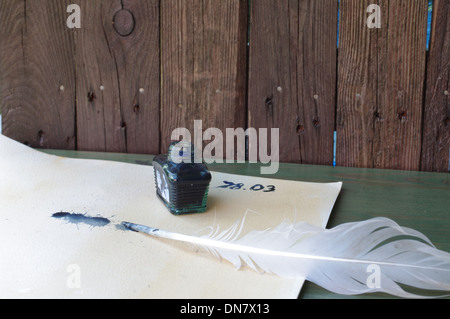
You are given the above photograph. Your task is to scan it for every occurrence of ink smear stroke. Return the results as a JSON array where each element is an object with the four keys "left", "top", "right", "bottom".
[
  {"left": 52, "top": 212, "right": 130, "bottom": 231},
  {"left": 52, "top": 212, "right": 111, "bottom": 228}
]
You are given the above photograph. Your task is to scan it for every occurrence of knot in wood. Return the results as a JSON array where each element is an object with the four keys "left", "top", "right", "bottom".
[
  {"left": 113, "top": 9, "right": 135, "bottom": 37},
  {"left": 296, "top": 124, "right": 305, "bottom": 135},
  {"left": 397, "top": 110, "right": 407, "bottom": 123},
  {"left": 313, "top": 117, "right": 321, "bottom": 128},
  {"left": 445, "top": 117, "right": 450, "bottom": 127},
  {"left": 265, "top": 95, "right": 274, "bottom": 108},
  {"left": 87, "top": 91, "right": 96, "bottom": 102}
]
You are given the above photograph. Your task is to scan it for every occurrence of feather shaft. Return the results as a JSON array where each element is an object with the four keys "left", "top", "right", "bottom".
[{"left": 122, "top": 221, "right": 449, "bottom": 273}]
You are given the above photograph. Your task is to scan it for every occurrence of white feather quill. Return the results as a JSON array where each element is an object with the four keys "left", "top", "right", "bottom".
[{"left": 122, "top": 217, "right": 450, "bottom": 298}]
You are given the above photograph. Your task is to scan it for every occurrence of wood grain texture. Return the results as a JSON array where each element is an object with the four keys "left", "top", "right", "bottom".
[
  {"left": 421, "top": 0, "right": 450, "bottom": 172},
  {"left": 0, "top": 0, "right": 76, "bottom": 149},
  {"left": 336, "top": 0, "right": 377, "bottom": 168},
  {"left": 74, "top": 0, "right": 160, "bottom": 154},
  {"left": 337, "top": 0, "right": 428, "bottom": 170},
  {"left": 248, "top": 0, "right": 337, "bottom": 164},
  {"left": 160, "top": 0, "right": 248, "bottom": 157},
  {"left": 2, "top": 0, "right": 447, "bottom": 173}
]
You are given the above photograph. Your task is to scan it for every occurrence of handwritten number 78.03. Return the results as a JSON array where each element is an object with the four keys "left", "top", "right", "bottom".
[{"left": 217, "top": 181, "right": 275, "bottom": 192}]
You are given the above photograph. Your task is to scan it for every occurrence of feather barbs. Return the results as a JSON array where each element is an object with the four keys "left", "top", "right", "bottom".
[{"left": 122, "top": 217, "right": 450, "bottom": 298}]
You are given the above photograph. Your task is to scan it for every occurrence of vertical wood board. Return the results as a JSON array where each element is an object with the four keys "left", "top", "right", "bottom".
[
  {"left": 336, "top": 0, "right": 378, "bottom": 168},
  {"left": 0, "top": 0, "right": 76, "bottom": 149},
  {"left": 248, "top": 0, "right": 338, "bottom": 164},
  {"left": 337, "top": 0, "right": 428, "bottom": 170},
  {"left": 160, "top": 0, "right": 248, "bottom": 158},
  {"left": 421, "top": 0, "right": 450, "bottom": 172},
  {"left": 74, "top": 0, "right": 160, "bottom": 154}
]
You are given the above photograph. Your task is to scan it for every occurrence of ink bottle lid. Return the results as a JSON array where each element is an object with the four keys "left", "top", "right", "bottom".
[{"left": 152, "top": 141, "right": 212, "bottom": 215}]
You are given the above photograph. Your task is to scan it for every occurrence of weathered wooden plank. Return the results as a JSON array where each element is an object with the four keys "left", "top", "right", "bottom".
[
  {"left": 248, "top": 0, "right": 337, "bottom": 164},
  {"left": 421, "top": 0, "right": 450, "bottom": 173},
  {"left": 376, "top": 0, "right": 428, "bottom": 171},
  {"left": 0, "top": 0, "right": 76, "bottom": 149},
  {"left": 75, "top": 0, "right": 160, "bottom": 154},
  {"left": 337, "top": 0, "right": 428, "bottom": 170},
  {"left": 336, "top": 0, "right": 378, "bottom": 168},
  {"left": 160, "top": 0, "right": 248, "bottom": 157}
]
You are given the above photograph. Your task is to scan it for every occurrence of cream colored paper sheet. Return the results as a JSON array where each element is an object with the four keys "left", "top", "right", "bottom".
[{"left": 0, "top": 134, "right": 342, "bottom": 298}]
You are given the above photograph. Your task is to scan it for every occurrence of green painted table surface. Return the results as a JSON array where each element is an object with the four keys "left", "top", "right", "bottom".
[{"left": 40, "top": 149, "right": 450, "bottom": 299}]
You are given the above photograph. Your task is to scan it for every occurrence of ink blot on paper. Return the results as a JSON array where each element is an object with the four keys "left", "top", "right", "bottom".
[{"left": 52, "top": 212, "right": 111, "bottom": 228}]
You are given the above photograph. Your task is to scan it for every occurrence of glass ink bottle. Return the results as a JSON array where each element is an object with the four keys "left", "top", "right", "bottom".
[{"left": 152, "top": 141, "right": 212, "bottom": 215}]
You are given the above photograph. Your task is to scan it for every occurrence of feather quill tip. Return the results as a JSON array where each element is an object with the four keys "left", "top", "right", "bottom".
[{"left": 122, "top": 221, "right": 138, "bottom": 232}]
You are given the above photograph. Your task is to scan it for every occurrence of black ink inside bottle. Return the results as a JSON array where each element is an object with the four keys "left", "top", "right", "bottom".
[{"left": 152, "top": 141, "right": 212, "bottom": 215}]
